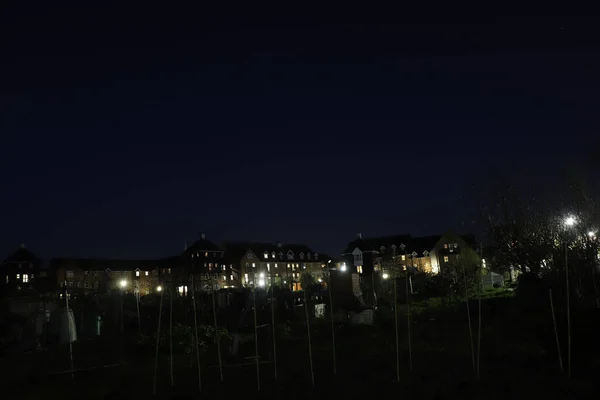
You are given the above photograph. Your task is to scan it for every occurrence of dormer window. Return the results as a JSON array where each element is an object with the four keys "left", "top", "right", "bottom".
[
  {"left": 380, "top": 246, "right": 385, "bottom": 252},
  {"left": 279, "top": 252, "right": 284, "bottom": 259},
  {"left": 307, "top": 253, "right": 311, "bottom": 260},
  {"left": 205, "top": 252, "right": 208, "bottom": 257},
  {"left": 272, "top": 252, "right": 276, "bottom": 259},
  {"left": 444, "top": 243, "right": 448, "bottom": 249},
  {"left": 314, "top": 253, "right": 318, "bottom": 259},
  {"left": 287, "top": 250, "right": 294, "bottom": 260},
  {"left": 300, "top": 252, "right": 305, "bottom": 260},
  {"left": 264, "top": 252, "right": 269, "bottom": 259},
  {"left": 248, "top": 253, "right": 253, "bottom": 259}
]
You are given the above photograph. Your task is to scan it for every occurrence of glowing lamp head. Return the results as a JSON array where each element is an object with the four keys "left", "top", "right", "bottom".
[
  {"left": 340, "top": 263, "right": 347, "bottom": 272},
  {"left": 119, "top": 279, "right": 127, "bottom": 288},
  {"left": 564, "top": 216, "right": 577, "bottom": 227},
  {"left": 588, "top": 231, "right": 596, "bottom": 238},
  {"left": 156, "top": 285, "right": 163, "bottom": 292},
  {"left": 382, "top": 273, "right": 389, "bottom": 280}
]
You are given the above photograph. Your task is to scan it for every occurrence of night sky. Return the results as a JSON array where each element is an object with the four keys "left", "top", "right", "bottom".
[{"left": 1, "top": 5, "right": 599, "bottom": 261}]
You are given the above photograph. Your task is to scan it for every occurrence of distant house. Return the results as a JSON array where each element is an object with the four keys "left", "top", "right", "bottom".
[
  {"left": 1, "top": 244, "right": 42, "bottom": 293},
  {"left": 183, "top": 232, "right": 231, "bottom": 291},
  {"left": 50, "top": 257, "right": 164, "bottom": 295},
  {"left": 341, "top": 231, "right": 477, "bottom": 276},
  {"left": 220, "top": 241, "right": 327, "bottom": 291}
]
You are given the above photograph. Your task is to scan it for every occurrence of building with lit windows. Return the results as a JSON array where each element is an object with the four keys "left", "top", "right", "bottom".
[
  {"left": 1, "top": 244, "right": 44, "bottom": 293},
  {"left": 221, "top": 241, "right": 328, "bottom": 291},
  {"left": 341, "top": 231, "right": 477, "bottom": 276}
]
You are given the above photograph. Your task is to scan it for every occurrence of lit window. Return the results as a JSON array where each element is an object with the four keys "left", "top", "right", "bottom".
[
  {"left": 444, "top": 256, "right": 449, "bottom": 262},
  {"left": 168, "top": 268, "right": 171, "bottom": 274},
  {"left": 444, "top": 243, "right": 448, "bottom": 249},
  {"left": 136, "top": 270, "right": 140, "bottom": 277},
  {"left": 401, "top": 255, "right": 406, "bottom": 261},
  {"left": 222, "top": 265, "right": 226, "bottom": 271},
  {"left": 272, "top": 252, "right": 276, "bottom": 259},
  {"left": 145, "top": 271, "right": 149, "bottom": 276},
  {"left": 230, "top": 274, "right": 234, "bottom": 281},
  {"left": 66, "top": 270, "right": 74, "bottom": 278},
  {"left": 357, "top": 266, "right": 363, "bottom": 274},
  {"left": 267, "top": 264, "right": 271, "bottom": 271},
  {"left": 205, "top": 252, "right": 208, "bottom": 257},
  {"left": 264, "top": 252, "right": 269, "bottom": 259},
  {"left": 222, "top": 275, "right": 226, "bottom": 281},
  {"left": 244, "top": 273, "right": 249, "bottom": 283},
  {"left": 22, "top": 274, "right": 28, "bottom": 283},
  {"left": 5, "top": 275, "right": 8, "bottom": 284},
  {"left": 252, "top": 263, "right": 256, "bottom": 268},
  {"left": 454, "top": 243, "right": 458, "bottom": 248},
  {"left": 275, "top": 263, "right": 278, "bottom": 268}
]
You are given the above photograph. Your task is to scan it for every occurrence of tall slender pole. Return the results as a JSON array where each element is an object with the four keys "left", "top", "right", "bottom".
[
  {"left": 393, "top": 248, "right": 400, "bottom": 383},
  {"left": 565, "top": 242, "right": 571, "bottom": 379},
  {"left": 191, "top": 276, "right": 202, "bottom": 392},
  {"left": 405, "top": 254, "right": 412, "bottom": 371},
  {"left": 153, "top": 289, "right": 164, "bottom": 396},
  {"left": 252, "top": 287, "right": 260, "bottom": 391},
  {"left": 328, "top": 269, "right": 337, "bottom": 375},
  {"left": 120, "top": 290, "right": 124, "bottom": 334},
  {"left": 136, "top": 290, "right": 141, "bottom": 335},
  {"left": 212, "top": 275, "right": 224, "bottom": 382},
  {"left": 270, "top": 271, "right": 278, "bottom": 380},
  {"left": 463, "top": 266, "right": 476, "bottom": 371},
  {"left": 477, "top": 261, "right": 483, "bottom": 380},
  {"left": 549, "top": 289, "right": 564, "bottom": 373},
  {"left": 304, "top": 287, "right": 315, "bottom": 387},
  {"left": 64, "top": 286, "right": 74, "bottom": 379},
  {"left": 169, "top": 287, "right": 174, "bottom": 387}
]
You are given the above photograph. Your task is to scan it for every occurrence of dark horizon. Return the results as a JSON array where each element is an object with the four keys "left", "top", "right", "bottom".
[{"left": 2, "top": 6, "right": 599, "bottom": 260}]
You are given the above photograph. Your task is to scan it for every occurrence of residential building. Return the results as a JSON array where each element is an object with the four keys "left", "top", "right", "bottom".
[
  {"left": 183, "top": 232, "right": 235, "bottom": 291},
  {"left": 221, "top": 241, "right": 327, "bottom": 291},
  {"left": 1, "top": 244, "right": 43, "bottom": 292},
  {"left": 341, "top": 231, "right": 477, "bottom": 276},
  {"left": 51, "top": 258, "right": 165, "bottom": 295}
]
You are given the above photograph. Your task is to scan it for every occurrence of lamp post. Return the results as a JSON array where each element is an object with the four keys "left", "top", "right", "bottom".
[
  {"left": 563, "top": 215, "right": 576, "bottom": 380},
  {"left": 119, "top": 279, "right": 127, "bottom": 334},
  {"left": 327, "top": 260, "right": 336, "bottom": 375}
]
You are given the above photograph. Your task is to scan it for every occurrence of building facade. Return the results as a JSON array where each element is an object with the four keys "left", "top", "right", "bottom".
[
  {"left": 1, "top": 244, "right": 45, "bottom": 293},
  {"left": 341, "top": 231, "right": 477, "bottom": 276}
]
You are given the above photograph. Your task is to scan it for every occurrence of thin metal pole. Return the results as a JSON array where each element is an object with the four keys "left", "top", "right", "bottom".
[
  {"left": 64, "top": 286, "right": 74, "bottom": 379},
  {"left": 565, "top": 243, "right": 571, "bottom": 379},
  {"left": 463, "top": 266, "right": 475, "bottom": 371},
  {"left": 169, "top": 288, "right": 174, "bottom": 387},
  {"left": 191, "top": 277, "right": 202, "bottom": 392},
  {"left": 304, "top": 287, "right": 315, "bottom": 387},
  {"left": 153, "top": 289, "right": 164, "bottom": 396},
  {"left": 477, "top": 263, "right": 483, "bottom": 380},
  {"left": 270, "top": 271, "right": 277, "bottom": 380},
  {"left": 212, "top": 275, "right": 224, "bottom": 382},
  {"left": 328, "top": 270, "right": 337, "bottom": 375},
  {"left": 136, "top": 290, "right": 141, "bottom": 335},
  {"left": 393, "top": 250, "right": 399, "bottom": 383},
  {"left": 252, "top": 287, "right": 260, "bottom": 390},
  {"left": 549, "top": 289, "right": 564, "bottom": 373},
  {"left": 405, "top": 262, "right": 412, "bottom": 371}
]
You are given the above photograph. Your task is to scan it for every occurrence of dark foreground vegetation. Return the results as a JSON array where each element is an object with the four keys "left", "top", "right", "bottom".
[{"left": 2, "top": 282, "right": 599, "bottom": 400}]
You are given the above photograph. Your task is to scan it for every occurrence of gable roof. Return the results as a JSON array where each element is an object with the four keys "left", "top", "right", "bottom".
[
  {"left": 3, "top": 245, "right": 40, "bottom": 264},
  {"left": 184, "top": 233, "right": 221, "bottom": 254},
  {"left": 220, "top": 241, "right": 324, "bottom": 262}
]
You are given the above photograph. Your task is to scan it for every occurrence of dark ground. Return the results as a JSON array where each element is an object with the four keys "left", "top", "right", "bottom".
[{"left": 2, "top": 290, "right": 599, "bottom": 399}]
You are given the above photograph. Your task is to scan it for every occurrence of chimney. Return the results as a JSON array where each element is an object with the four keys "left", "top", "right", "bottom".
[
  {"left": 20, "top": 243, "right": 25, "bottom": 249},
  {"left": 277, "top": 241, "right": 282, "bottom": 248},
  {"left": 357, "top": 232, "right": 362, "bottom": 240},
  {"left": 200, "top": 232, "right": 206, "bottom": 240}
]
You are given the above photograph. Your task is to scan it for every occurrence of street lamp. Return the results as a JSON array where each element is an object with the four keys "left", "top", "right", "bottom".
[
  {"left": 564, "top": 216, "right": 577, "bottom": 227},
  {"left": 383, "top": 273, "right": 389, "bottom": 280},
  {"left": 119, "top": 279, "right": 127, "bottom": 289},
  {"left": 340, "top": 263, "right": 347, "bottom": 272},
  {"left": 157, "top": 285, "right": 163, "bottom": 292}
]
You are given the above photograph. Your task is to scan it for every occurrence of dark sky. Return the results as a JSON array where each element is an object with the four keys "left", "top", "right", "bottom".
[{"left": 1, "top": 4, "right": 599, "bottom": 260}]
